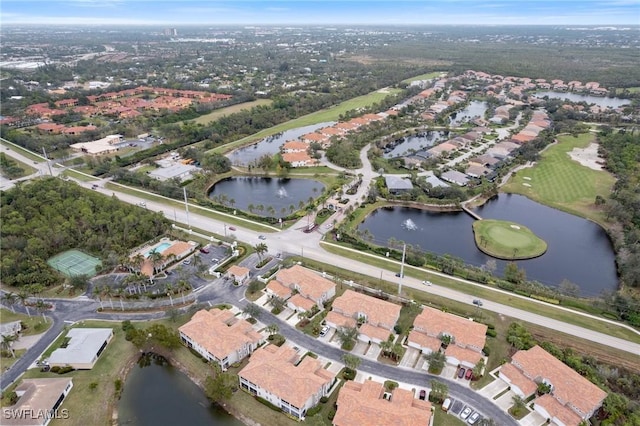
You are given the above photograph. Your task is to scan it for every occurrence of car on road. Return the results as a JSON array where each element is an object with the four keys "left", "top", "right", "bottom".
[
  {"left": 472, "top": 299, "right": 483, "bottom": 306},
  {"left": 458, "top": 367, "right": 466, "bottom": 378},
  {"left": 91, "top": 184, "right": 98, "bottom": 190},
  {"left": 138, "top": 201, "right": 146, "bottom": 208},
  {"left": 319, "top": 326, "right": 329, "bottom": 337},
  {"left": 258, "top": 235, "right": 266, "bottom": 240},
  {"left": 467, "top": 412, "right": 480, "bottom": 424},
  {"left": 395, "top": 272, "right": 404, "bottom": 278},
  {"left": 465, "top": 369, "right": 473, "bottom": 380},
  {"left": 419, "top": 390, "right": 426, "bottom": 400},
  {"left": 460, "top": 407, "right": 472, "bottom": 420},
  {"left": 199, "top": 247, "right": 210, "bottom": 254},
  {"left": 228, "top": 226, "right": 236, "bottom": 231},
  {"left": 422, "top": 280, "right": 432, "bottom": 286}
]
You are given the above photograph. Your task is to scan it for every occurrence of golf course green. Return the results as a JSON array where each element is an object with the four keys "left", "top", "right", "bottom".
[{"left": 472, "top": 219, "right": 547, "bottom": 260}]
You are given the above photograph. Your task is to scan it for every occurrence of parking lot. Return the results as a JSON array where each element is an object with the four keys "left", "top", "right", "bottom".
[{"left": 444, "top": 397, "right": 485, "bottom": 425}]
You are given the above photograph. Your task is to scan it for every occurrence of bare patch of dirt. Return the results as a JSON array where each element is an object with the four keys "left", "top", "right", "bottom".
[{"left": 568, "top": 143, "right": 605, "bottom": 170}]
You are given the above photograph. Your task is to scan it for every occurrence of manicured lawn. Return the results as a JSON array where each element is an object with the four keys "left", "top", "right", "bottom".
[
  {"left": 433, "top": 408, "right": 467, "bottom": 426},
  {"left": 209, "top": 88, "right": 402, "bottom": 154},
  {"left": 502, "top": 133, "right": 616, "bottom": 224},
  {"left": 0, "top": 349, "right": 26, "bottom": 371},
  {"left": 402, "top": 72, "right": 443, "bottom": 83},
  {"left": 186, "top": 99, "right": 273, "bottom": 125},
  {"left": 0, "top": 308, "right": 52, "bottom": 336},
  {"left": 472, "top": 219, "right": 547, "bottom": 260}
]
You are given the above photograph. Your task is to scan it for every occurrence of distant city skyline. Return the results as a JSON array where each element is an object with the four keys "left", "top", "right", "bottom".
[{"left": 2, "top": 0, "right": 639, "bottom": 26}]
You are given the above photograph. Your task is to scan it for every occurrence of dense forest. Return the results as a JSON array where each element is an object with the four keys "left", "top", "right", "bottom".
[
  {"left": 598, "top": 129, "right": 640, "bottom": 326},
  {"left": 0, "top": 178, "right": 170, "bottom": 288}
]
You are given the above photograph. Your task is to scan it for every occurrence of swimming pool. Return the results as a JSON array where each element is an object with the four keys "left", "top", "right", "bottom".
[{"left": 144, "top": 242, "right": 172, "bottom": 258}]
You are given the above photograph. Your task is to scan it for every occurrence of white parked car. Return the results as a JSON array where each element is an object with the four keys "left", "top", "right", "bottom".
[
  {"left": 467, "top": 412, "right": 480, "bottom": 424},
  {"left": 422, "top": 280, "right": 432, "bottom": 286},
  {"left": 319, "top": 326, "right": 329, "bottom": 337},
  {"left": 460, "top": 407, "right": 472, "bottom": 420}
]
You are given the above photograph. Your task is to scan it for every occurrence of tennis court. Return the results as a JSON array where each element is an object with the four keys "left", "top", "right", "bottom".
[{"left": 47, "top": 249, "right": 102, "bottom": 278}]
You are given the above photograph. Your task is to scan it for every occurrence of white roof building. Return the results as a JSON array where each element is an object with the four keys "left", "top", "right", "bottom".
[
  {"left": 48, "top": 328, "right": 113, "bottom": 369},
  {"left": 149, "top": 164, "right": 198, "bottom": 182}
]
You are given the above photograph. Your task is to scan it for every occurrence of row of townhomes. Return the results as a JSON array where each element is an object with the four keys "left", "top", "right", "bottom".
[
  {"left": 498, "top": 345, "right": 607, "bottom": 426},
  {"left": 176, "top": 264, "right": 607, "bottom": 425}
]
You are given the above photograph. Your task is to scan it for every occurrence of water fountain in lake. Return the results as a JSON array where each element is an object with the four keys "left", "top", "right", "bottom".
[
  {"left": 402, "top": 218, "right": 418, "bottom": 231},
  {"left": 276, "top": 187, "right": 289, "bottom": 198}
]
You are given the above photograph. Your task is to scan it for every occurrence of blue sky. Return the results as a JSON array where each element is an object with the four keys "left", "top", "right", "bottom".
[{"left": 1, "top": 0, "right": 639, "bottom": 26}]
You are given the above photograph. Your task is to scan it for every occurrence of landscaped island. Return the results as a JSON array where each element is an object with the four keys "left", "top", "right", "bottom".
[{"left": 472, "top": 219, "right": 547, "bottom": 260}]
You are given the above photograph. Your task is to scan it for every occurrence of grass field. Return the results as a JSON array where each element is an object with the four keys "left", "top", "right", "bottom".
[
  {"left": 209, "top": 88, "right": 402, "bottom": 154},
  {"left": 184, "top": 99, "right": 273, "bottom": 125},
  {"left": 502, "top": 133, "right": 616, "bottom": 224},
  {"left": 402, "top": 72, "right": 443, "bottom": 83},
  {"left": 472, "top": 219, "right": 547, "bottom": 260}
]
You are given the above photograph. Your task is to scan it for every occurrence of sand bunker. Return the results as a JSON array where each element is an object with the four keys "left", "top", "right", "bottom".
[
  {"left": 510, "top": 225, "right": 521, "bottom": 229},
  {"left": 568, "top": 143, "right": 604, "bottom": 171}
]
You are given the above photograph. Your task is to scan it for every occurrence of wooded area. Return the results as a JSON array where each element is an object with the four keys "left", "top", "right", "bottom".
[{"left": 0, "top": 178, "right": 170, "bottom": 288}]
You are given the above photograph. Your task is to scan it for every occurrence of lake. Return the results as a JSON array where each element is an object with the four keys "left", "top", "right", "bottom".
[
  {"left": 534, "top": 91, "right": 630, "bottom": 109},
  {"left": 449, "top": 101, "right": 488, "bottom": 126},
  {"left": 383, "top": 131, "right": 449, "bottom": 159},
  {"left": 227, "top": 121, "right": 335, "bottom": 166},
  {"left": 209, "top": 176, "right": 324, "bottom": 217},
  {"left": 118, "top": 357, "right": 244, "bottom": 426},
  {"left": 357, "top": 194, "right": 617, "bottom": 296}
]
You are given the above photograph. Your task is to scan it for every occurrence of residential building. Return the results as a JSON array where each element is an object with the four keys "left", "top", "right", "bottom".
[
  {"left": 325, "top": 290, "right": 401, "bottom": 344},
  {"left": 3, "top": 378, "right": 73, "bottom": 426},
  {"left": 179, "top": 308, "right": 264, "bottom": 370},
  {"left": 227, "top": 265, "right": 250, "bottom": 285},
  {"left": 333, "top": 380, "right": 432, "bottom": 426},
  {"left": 0, "top": 320, "right": 22, "bottom": 338},
  {"left": 385, "top": 176, "right": 414, "bottom": 194},
  {"left": 498, "top": 345, "right": 607, "bottom": 426},
  {"left": 440, "top": 170, "right": 470, "bottom": 186},
  {"left": 265, "top": 265, "right": 336, "bottom": 313},
  {"left": 48, "top": 328, "right": 113, "bottom": 369},
  {"left": 238, "top": 345, "right": 336, "bottom": 420},
  {"left": 408, "top": 306, "right": 487, "bottom": 368}
]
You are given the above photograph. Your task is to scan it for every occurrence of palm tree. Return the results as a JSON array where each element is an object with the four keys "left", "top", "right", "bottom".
[
  {"left": 177, "top": 280, "right": 190, "bottom": 304},
  {"left": 1, "top": 334, "right": 17, "bottom": 358},
  {"left": 253, "top": 243, "right": 268, "bottom": 263},
  {"left": 92, "top": 286, "right": 104, "bottom": 310},
  {"left": 115, "top": 287, "right": 125, "bottom": 311},
  {"left": 132, "top": 253, "right": 146, "bottom": 273},
  {"left": 248, "top": 203, "right": 255, "bottom": 213},
  {"left": 267, "top": 206, "right": 276, "bottom": 217},
  {"left": 17, "top": 292, "right": 31, "bottom": 317},
  {"left": 102, "top": 286, "right": 114, "bottom": 310},
  {"left": 265, "top": 324, "right": 279, "bottom": 336},
  {"left": 165, "top": 284, "right": 174, "bottom": 306},
  {"left": 1, "top": 292, "right": 18, "bottom": 313},
  {"left": 34, "top": 300, "right": 48, "bottom": 323},
  {"left": 148, "top": 250, "right": 164, "bottom": 274}
]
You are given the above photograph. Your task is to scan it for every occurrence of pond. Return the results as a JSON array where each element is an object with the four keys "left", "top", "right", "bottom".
[
  {"left": 357, "top": 194, "right": 617, "bottom": 296},
  {"left": 449, "top": 101, "right": 488, "bottom": 126},
  {"left": 534, "top": 91, "right": 630, "bottom": 109},
  {"left": 383, "top": 131, "right": 449, "bottom": 159},
  {"left": 118, "top": 356, "right": 245, "bottom": 426},
  {"left": 208, "top": 176, "right": 324, "bottom": 217},
  {"left": 227, "top": 121, "right": 335, "bottom": 166}
]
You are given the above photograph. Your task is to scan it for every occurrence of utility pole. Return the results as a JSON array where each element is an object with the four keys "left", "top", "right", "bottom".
[
  {"left": 42, "top": 147, "right": 53, "bottom": 176},
  {"left": 183, "top": 187, "right": 190, "bottom": 229},
  {"left": 398, "top": 243, "right": 406, "bottom": 296}
]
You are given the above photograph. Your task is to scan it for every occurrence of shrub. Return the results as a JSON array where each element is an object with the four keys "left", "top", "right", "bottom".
[
  {"left": 50, "top": 366, "right": 61, "bottom": 373},
  {"left": 486, "top": 329, "right": 497, "bottom": 338},
  {"left": 384, "top": 380, "right": 399, "bottom": 391},
  {"left": 320, "top": 396, "right": 329, "bottom": 404},
  {"left": 306, "top": 405, "right": 322, "bottom": 417},
  {"left": 57, "top": 366, "right": 74, "bottom": 374},
  {"left": 393, "top": 325, "right": 403, "bottom": 334},
  {"left": 482, "top": 345, "right": 491, "bottom": 356},
  {"left": 328, "top": 408, "right": 336, "bottom": 420},
  {"left": 343, "top": 368, "right": 356, "bottom": 381}
]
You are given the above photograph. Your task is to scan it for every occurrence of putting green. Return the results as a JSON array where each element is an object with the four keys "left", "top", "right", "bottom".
[{"left": 472, "top": 219, "right": 547, "bottom": 260}]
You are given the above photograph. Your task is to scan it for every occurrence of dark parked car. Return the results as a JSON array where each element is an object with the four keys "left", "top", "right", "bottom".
[
  {"left": 419, "top": 390, "right": 426, "bottom": 400},
  {"left": 458, "top": 368, "right": 466, "bottom": 378},
  {"left": 465, "top": 369, "right": 473, "bottom": 380},
  {"left": 199, "top": 247, "right": 210, "bottom": 254},
  {"left": 228, "top": 226, "right": 236, "bottom": 231}
]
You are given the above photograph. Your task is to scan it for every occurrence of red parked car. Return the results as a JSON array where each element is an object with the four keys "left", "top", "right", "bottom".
[{"left": 465, "top": 369, "right": 473, "bottom": 380}]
